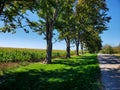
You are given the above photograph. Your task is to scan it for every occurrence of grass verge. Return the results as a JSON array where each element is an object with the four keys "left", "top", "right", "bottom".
[{"left": 0, "top": 54, "right": 101, "bottom": 90}]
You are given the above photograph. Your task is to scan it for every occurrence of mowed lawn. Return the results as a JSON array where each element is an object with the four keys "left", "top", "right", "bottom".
[{"left": 0, "top": 54, "right": 101, "bottom": 90}]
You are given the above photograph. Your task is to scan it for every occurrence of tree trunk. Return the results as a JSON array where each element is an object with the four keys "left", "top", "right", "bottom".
[
  {"left": 65, "top": 37, "right": 70, "bottom": 58},
  {"left": 75, "top": 32, "right": 80, "bottom": 56},
  {"left": 43, "top": 3, "right": 58, "bottom": 64},
  {"left": 43, "top": 16, "right": 53, "bottom": 64},
  {"left": 44, "top": 25, "right": 52, "bottom": 64},
  {"left": 76, "top": 41, "right": 79, "bottom": 56},
  {"left": 45, "top": 33, "right": 52, "bottom": 64},
  {"left": 81, "top": 42, "right": 83, "bottom": 55}
]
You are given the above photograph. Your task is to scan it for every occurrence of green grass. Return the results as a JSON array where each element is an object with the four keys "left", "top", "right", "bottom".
[{"left": 0, "top": 54, "right": 101, "bottom": 90}]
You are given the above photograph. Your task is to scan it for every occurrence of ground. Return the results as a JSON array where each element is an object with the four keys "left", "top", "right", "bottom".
[{"left": 98, "top": 54, "right": 120, "bottom": 90}]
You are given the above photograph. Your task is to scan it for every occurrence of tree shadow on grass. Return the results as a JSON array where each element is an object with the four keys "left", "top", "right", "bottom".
[
  {"left": 53, "top": 55, "right": 98, "bottom": 67},
  {"left": 0, "top": 55, "right": 100, "bottom": 90}
]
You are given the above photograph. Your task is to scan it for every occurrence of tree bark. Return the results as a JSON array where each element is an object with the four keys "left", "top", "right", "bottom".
[
  {"left": 75, "top": 32, "right": 80, "bottom": 56},
  {"left": 76, "top": 40, "right": 79, "bottom": 56},
  {"left": 65, "top": 37, "right": 70, "bottom": 58},
  {"left": 43, "top": 21, "right": 53, "bottom": 64},
  {"left": 81, "top": 41, "right": 84, "bottom": 55},
  {"left": 45, "top": 30, "right": 52, "bottom": 64},
  {"left": 44, "top": 5, "right": 58, "bottom": 64}
]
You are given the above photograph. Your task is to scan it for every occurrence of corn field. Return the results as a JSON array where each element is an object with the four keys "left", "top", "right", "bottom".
[{"left": 0, "top": 47, "right": 75, "bottom": 62}]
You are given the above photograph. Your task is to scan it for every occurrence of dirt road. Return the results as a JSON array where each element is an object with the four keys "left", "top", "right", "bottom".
[{"left": 98, "top": 54, "right": 120, "bottom": 90}]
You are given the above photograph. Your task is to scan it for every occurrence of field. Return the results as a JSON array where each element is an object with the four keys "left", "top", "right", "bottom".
[
  {"left": 0, "top": 47, "right": 75, "bottom": 75},
  {"left": 0, "top": 54, "right": 102, "bottom": 90},
  {"left": 0, "top": 47, "right": 75, "bottom": 62}
]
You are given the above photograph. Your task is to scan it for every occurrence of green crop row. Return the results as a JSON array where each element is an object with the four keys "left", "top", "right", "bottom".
[{"left": 0, "top": 47, "right": 75, "bottom": 62}]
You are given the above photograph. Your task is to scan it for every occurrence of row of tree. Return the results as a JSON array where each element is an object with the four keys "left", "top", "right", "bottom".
[
  {"left": 0, "top": 0, "right": 111, "bottom": 63},
  {"left": 100, "top": 44, "right": 120, "bottom": 54}
]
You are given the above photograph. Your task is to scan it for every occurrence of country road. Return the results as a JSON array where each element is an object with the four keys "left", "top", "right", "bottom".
[{"left": 98, "top": 54, "right": 120, "bottom": 90}]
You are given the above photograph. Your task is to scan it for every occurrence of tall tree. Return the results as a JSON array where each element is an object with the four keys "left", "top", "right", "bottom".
[
  {"left": 0, "top": 0, "right": 65, "bottom": 64},
  {"left": 74, "top": 0, "right": 111, "bottom": 53},
  {"left": 56, "top": 0, "right": 75, "bottom": 58},
  {"left": 28, "top": 0, "right": 65, "bottom": 63}
]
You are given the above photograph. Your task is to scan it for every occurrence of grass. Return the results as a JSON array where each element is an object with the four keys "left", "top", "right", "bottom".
[
  {"left": 0, "top": 62, "right": 30, "bottom": 76},
  {"left": 0, "top": 54, "right": 101, "bottom": 90}
]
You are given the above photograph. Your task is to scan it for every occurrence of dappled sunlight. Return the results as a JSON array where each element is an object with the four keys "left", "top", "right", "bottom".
[
  {"left": 101, "top": 67, "right": 120, "bottom": 89},
  {"left": 98, "top": 54, "right": 120, "bottom": 89},
  {"left": 98, "top": 54, "right": 120, "bottom": 64}
]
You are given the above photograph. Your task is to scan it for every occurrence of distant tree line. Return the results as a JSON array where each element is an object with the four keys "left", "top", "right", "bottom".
[
  {"left": 0, "top": 0, "right": 111, "bottom": 63},
  {"left": 100, "top": 44, "right": 120, "bottom": 54}
]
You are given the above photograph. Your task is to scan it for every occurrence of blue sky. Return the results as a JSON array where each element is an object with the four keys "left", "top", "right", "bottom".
[
  {"left": 0, "top": 0, "right": 120, "bottom": 50},
  {"left": 100, "top": 0, "right": 120, "bottom": 46}
]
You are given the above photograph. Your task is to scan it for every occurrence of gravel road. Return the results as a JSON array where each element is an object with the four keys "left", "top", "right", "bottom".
[{"left": 98, "top": 54, "right": 120, "bottom": 90}]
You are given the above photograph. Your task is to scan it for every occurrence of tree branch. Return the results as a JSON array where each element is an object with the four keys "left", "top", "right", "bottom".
[{"left": 0, "top": 0, "right": 7, "bottom": 15}]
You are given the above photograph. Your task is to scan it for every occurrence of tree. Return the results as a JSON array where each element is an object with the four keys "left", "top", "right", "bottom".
[
  {"left": 84, "top": 31, "right": 102, "bottom": 53},
  {"left": 0, "top": 0, "right": 65, "bottom": 64},
  {"left": 27, "top": 0, "right": 65, "bottom": 63},
  {"left": 101, "top": 44, "right": 113, "bottom": 54},
  {"left": 74, "top": 30, "right": 80, "bottom": 56},
  {"left": 0, "top": 0, "right": 111, "bottom": 63},
  {"left": 0, "top": 0, "right": 6, "bottom": 15},
  {"left": 56, "top": 0, "right": 75, "bottom": 58},
  {"left": 74, "top": 0, "right": 111, "bottom": 53},
  {"left": 0, "top": 0, "right": 37, "bottom": 33},
  {"left": 111, "top": 44, "right": 120, "bottom": 54}
]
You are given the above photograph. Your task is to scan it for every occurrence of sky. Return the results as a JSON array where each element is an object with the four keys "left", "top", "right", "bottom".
[
  {"left": 100, "top": 0, "right": 120, "bottom": 46},
  {"left": 0, "top": 0, "right": 120, "bottom": 50}
]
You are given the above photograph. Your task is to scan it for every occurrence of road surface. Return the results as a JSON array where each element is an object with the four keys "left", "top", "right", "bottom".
[{"left": 98, "top": 54, "right": 120, "bottom": 90}]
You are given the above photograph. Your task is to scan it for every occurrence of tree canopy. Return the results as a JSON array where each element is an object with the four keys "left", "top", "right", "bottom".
[{"left": 0, "top": 0, "right": 111, "bottom": 63}]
